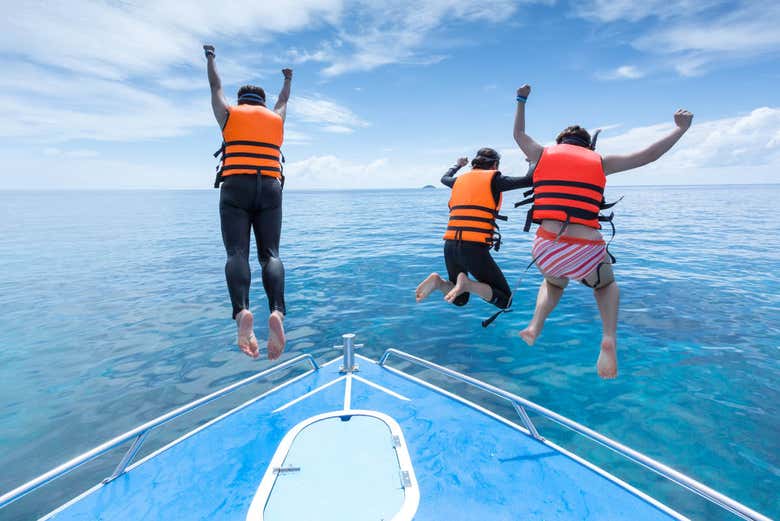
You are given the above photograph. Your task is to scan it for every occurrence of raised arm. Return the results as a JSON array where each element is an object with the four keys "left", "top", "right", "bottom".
[
  {"left": 274, "top": 69, "right": 293, "bottom": 122},
  {"left": 602, "top": 110, "right": 693, "bottom": 175},
  {"left": 441, "top": 157, "right": 468, "bottom": 188},
  {"left": 204, "top": 45, "right": 229, "bottom": 129},
  {"left": 513, "top": 84, "right": 543, "bottom": 164}
]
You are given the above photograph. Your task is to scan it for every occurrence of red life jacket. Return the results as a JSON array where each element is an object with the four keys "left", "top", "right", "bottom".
[
  {"left": 515, "top": 144, "right": 618, "bottom": 231},
  {"left": 443, "top": 169, "right": 506, "bottom": 249}
]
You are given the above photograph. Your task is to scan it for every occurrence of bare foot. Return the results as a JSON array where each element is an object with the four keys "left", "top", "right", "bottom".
[
  {"left": 519, "top": 325, "right": 539, "bottom": 346},
  {"left": 416, "top": 272, "right": 446, "bottom": 302},
  {"left": 444, "top": 272, "right": 470, "bottom": 303},
  {"left": 236, "top": 310, "right": 259, "bottom": 359},
  {"left": 267, "top": 311, "right": 286, "bottom": 361},
  {"left": 597, "top": 336, "right": 618, "bottom": 379}
]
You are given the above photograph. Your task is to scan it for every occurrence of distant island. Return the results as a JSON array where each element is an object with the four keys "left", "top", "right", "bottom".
[{"left": 422, "top": 185, "right": 436, "bottom": 189}]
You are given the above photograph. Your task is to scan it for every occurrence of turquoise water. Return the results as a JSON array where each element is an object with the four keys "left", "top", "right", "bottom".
[{"left": 0, "top": 186, "right": 778, "bottom": 520}]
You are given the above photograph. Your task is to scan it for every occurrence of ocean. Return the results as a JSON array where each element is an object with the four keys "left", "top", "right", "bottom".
[{"left": 0, "top": 186, "right": 778, "bottom": 520}]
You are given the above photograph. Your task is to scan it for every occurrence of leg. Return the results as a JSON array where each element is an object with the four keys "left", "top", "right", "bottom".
[
  {"left": 586, "top": 262, "right": 619, "bottom": 379},
  {"left": 456, "top": 243, "right": 512, "bottom": 309},
  {"left": 220, "top": 176, "right": 259, "bottom": 357},
  {"left": 253, "top": 176, "right": 286, "bottom": 360},
  {"left": 445, "top": 272, "right": 495, "bottom": 304},
  {"left": 415, "top": 273, "right": 453, "bottom": 302},
  {"left": 442, "top": 240, "right": 470, "bottom": 306},
  {"left": 519, "top": 278, "right": 566, "bottom": 346}
]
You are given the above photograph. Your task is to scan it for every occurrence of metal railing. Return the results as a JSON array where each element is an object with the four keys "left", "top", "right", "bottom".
[
  {"left": 378, "top": 348, "right": 770, "bottom": 521},
  {"left": 0, "top": 354, "right": 319, "bottom": 510}
]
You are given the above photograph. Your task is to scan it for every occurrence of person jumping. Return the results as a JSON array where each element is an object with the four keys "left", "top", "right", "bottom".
[
  {"left": 512, "top": 83, "right": 692, "bottom": 378},
  {"left": 204, "top": 44, "right": 292, "bottom": 360}
]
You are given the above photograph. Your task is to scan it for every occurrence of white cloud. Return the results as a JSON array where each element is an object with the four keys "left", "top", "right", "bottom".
[
  {"left": 573, "top": 0, "right": 718, "bottom": 23},
  {"left": 323, "top": 125, "right": 356, "bottom": 133},
  {"left": 284, "top": 155, "right": 390, "bottom": 189},
  {"left": 290, "top": 96, "right": 369, "bottom": 131},
  {"left": 0, "top": 1, "right": 343, "bottom": 80},
  {"left": 292, "top": 0, "right": 527, "bottom": 76},
  {"left": 599, "top": 107, "right": 780, "bottom": 170},
  {"left": 598, "top": 65, "right": 645, "bottom": 80},
  {"left": 573, "top": 2, "right": 780, "bottom": 77}
]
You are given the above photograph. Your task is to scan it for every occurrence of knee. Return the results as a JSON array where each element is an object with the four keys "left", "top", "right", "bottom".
[
  {"left": 492, "top": 291, "right": 511, "bottom": 309},
  {"left": 258, "top": 250, "right": 277, "bottom": 264},
  {"left": 452, "top": 293, "right": 470, "bottom": 307},
  {"left": 226, "top": 249, "right": 248, "bottom": 266}
]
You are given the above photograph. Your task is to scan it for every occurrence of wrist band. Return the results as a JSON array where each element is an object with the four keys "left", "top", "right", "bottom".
[{"left": 516, "top": 95, "right": 527, "bottom": 103}]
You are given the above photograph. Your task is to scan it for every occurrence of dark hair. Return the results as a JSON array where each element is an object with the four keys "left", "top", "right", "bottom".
[
  {"left": 472, "top": 147, "right": 500, "bottom": 169},
  {"left": 237, "top": 85, "right": 266, "bottom": 106},
  {"left": 556, "top": 125, "right": 592, "bottom": 148}
]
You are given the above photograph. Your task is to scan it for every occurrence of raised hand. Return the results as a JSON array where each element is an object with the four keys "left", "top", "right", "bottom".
[
  {"left": 282, "top": 68, "right": 293, "bottom": 80},
  {"left": 203, "top": 44, "right": 215, "bottom": 57},
  {"left": 517, "top": 84, "right": 531, "bottom": 98},
  {"left": 674, "top": 109, "right": 693, "bottom": 131},
  {"left": 456, "top": 157, "right": 468, "bottom": 168}
]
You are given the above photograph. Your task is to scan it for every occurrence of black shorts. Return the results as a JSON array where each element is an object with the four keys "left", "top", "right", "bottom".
[{"left": 443, "top": 240, "right": 511, "bottom": 309}]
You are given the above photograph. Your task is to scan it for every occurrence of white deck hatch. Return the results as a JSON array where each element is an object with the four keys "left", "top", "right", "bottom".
[{"left": 247, "top": 409, "right": 419, "bottom": 521}]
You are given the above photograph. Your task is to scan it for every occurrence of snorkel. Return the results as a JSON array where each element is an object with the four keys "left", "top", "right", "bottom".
[
  {"left": 236, "top": 85, "right": 267, "bottom": 106},
  {"left": 557, "top": 126, "right": 602, "bottom": 150}
]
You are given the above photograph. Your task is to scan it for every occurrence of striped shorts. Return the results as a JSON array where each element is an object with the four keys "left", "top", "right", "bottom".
[{"left": 532, "top": 227, "right": 606, "bottom": 281}]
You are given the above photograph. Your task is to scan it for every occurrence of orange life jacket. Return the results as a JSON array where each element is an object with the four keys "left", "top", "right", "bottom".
[
  {"left": 443, "top": 169, "right": 506, "bottom": 249},
  {"left": 519, "top": 144, "right": 608, "bottom": 230},
  {"left": 213, "top": 104, "right": 284, "bottom": 187}
]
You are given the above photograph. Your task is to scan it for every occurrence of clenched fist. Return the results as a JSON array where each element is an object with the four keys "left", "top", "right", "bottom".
[
  {"left": 517, "top": 84, "right": 531, "bottom": 98},
  {"left": 456, "top": 157, "right": 468, "bottom": 168},
  {"left": 674, "top": 109, "right": 693, "bottom": 130}
]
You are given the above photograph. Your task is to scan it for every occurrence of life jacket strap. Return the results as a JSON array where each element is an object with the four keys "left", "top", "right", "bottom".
[
  {"left": 449, "top": 204, "right": 501, "bottom": 216},
  {"left": 481, "top": 290, "right": 514, "bottom": 327},
  {"left": 222, "top": 140, "right": 281, "bottom": 151},
  {"left": 523, "top": 210, "right": 533, "bottom": 232},
  {"left": 535, "top": 192, "right": 603, "bottom": 206},
  {"left": 533, "top": 179, "right": 605, "bottom": 193},
  {"left": 482, "top": 307, "right": 511, "bottom": 327},
  {"left": 531, "top": 204, "right": 600, "bottom": 222},
  {"left": 599, "top": 213, "right": 617, "bottom": 264},
  {"left": 448, "top": 215, "right": 497, "bottom": 226},
  {"left": 600, "top": 195, "right": 624, "bottom": 210}
]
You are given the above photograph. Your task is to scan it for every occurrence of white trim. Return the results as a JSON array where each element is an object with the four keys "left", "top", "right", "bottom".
[
  {"left": 344, "top": 375, "right": 352, "bottom": 410},
  {"left": 378, "top": 364, "right": 689, "bottom": 521},
  {"left": 352, "top": 375, "right": 410, "bottom": 402},
  {"left": 320, "top": 356, "right": 342, "bottom": 368},
  {"left": 39, "top": 366, "right": 325, "bottom": 520},
  {"left": 272, "top": 376, "right": 345, "bottom": 413},
  {"left": 246, "top": 410, "right": 419, "bottom": 521}
]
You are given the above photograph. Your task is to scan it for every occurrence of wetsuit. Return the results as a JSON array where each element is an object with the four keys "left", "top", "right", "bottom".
[
  {"left": 220, "top": 174, "right": 286, "bottom": 318},
  {"left": 440, "top": 164, "right": 532, "bottom": 308}
]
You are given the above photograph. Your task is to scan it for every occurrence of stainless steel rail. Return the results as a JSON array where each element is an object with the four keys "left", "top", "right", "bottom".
[
  {"left": 0, "top": 353, "right": 319, "bottom": 510},
  {"left": 378, "top": 348, "right": 770, "bottom": 521}
]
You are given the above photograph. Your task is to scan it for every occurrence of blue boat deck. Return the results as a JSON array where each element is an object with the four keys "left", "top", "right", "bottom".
[{"left": 44, "top": 355, "right": 685, "bottom": 520}]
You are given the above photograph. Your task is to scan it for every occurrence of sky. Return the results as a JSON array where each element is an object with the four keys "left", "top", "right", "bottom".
[{"left": 0, "top": 0, "right": 778, "bottom": 190}]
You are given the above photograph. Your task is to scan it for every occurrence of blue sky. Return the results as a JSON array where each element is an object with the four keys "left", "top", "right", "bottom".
[{"left": 1, "top": 0, "right": 778, "bottom": 189}]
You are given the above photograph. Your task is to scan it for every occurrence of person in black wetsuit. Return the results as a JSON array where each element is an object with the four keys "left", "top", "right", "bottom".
[
  {"left": 204, "top": 44, "right": 290, "bottom": 360},
  {"left": 415, "top": 148, "right": 532, "bottom": 320}
]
